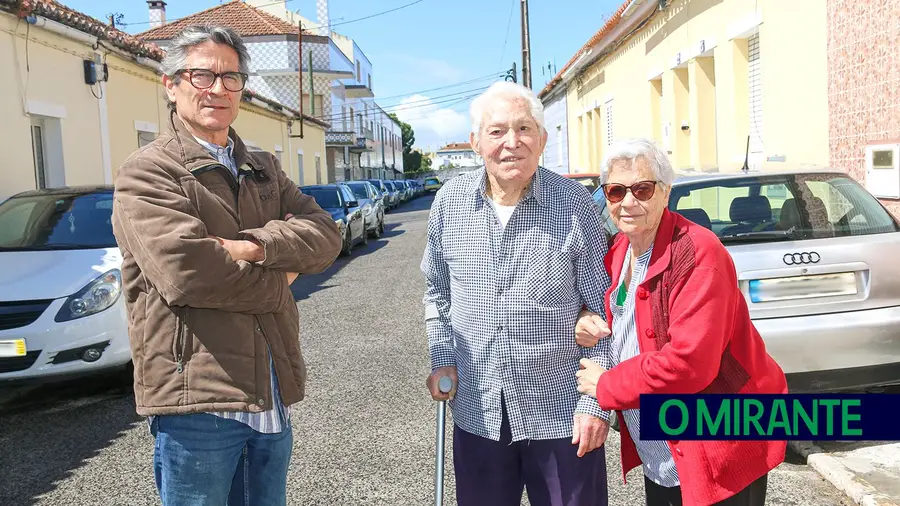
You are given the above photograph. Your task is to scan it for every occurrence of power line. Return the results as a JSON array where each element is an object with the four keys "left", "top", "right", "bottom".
[
  {"left": 328, "top": 0, "right": 426, "bottom": 29},
  {"left": 316, "top": 86, "right": 490, "bottom": 122},
  {"left": 120, "top": 0, "right": 425, "bottom": 29},
  {"left": 371, "top": 73, "right": 505, "bottom": 103},
  {"left": 498, "top": 0, "right": 517, "bottom": 68},
  {"left": 120, "top": 0, "right": 299, "bottom": 27},
  {"left": 316, "top": 85, "right": 492, "bottom": 121},
  {"left": 395, "top": 95, "right": 477, "bottom": 124}
]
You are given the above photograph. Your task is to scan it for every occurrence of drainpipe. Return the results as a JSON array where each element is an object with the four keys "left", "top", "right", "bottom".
[
  {"left": 97, "top": 79, "right": 112, "bottom": 184},
  {"left": 25, "top": 16, "right": 97, "bottom": 46},
  {"left": 24, "top": 17, "right": 115, "bottom": 183}
]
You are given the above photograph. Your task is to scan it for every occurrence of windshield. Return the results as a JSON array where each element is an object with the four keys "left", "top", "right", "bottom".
[
  {"left": 668, "top": 174, "right": 900, "bottom": 244},
  {"left": 303, "top": 188, "right": 341, "bottom": 209},
  {"left": 346, "top": 183, "right": 369, "bottom": 200},
  {"left": 384, "top": 182, "right": 395, "bottom": 191},
  {"left": 0, "top": 192, "right": 117, "bottom": 250}
]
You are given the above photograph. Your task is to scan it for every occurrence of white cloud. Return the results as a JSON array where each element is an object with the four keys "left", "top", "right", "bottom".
[{"left": 394, "top": 94, "right": 471, "bottom": 152}]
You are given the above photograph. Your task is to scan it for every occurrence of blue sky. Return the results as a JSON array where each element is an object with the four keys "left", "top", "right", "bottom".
[{"left": 61, "top": 0, "right": 621, "bottom": 149}]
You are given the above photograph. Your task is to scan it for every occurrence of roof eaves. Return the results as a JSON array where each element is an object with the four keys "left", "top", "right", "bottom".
[
  {"left": 0, "top": 0, "right": 165, "bottom": 61},
  {"left": 537, "top": 0, "right": 633, "bottom": 99},
  {"left": 242, "top": 89, "right": 330, "bottom": 129}
]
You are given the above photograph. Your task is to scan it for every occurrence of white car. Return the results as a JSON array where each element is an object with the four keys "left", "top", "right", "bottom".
[{"left": 0, "top": 187, "right": 131, "bottom": 382}]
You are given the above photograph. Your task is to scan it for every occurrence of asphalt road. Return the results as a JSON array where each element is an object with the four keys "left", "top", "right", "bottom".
[{"left": 0, "top": 194, "right": 851, "bottom": 506}]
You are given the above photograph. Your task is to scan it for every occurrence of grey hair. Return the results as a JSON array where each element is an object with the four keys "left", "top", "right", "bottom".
[
  {"left": 160, "top": 25, "right": 251, "bottom": 108},
  {"left": 602, "top": 138, "right": 675, "bottom": 187},
  {"left": 469, "top": 81, "right": 545, "bottom": 141}
]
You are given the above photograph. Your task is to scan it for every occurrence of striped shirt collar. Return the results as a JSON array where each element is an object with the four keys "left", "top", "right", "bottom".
[{"left": 193, "top": 135, "right": 235, "bottom": 161}]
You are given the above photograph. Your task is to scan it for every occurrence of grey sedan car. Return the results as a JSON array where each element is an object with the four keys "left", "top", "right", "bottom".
[{"left": 593, "top": 169, "right": 900, "bottom": 392}]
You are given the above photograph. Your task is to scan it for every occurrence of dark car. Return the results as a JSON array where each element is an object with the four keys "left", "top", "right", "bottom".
[
  {"left": 367, "top": 179, "right": 393, "bottom": 212},
  {"left": 382, "top": 181, "right": 400, "bottom": 209},
  {"left": 300, "top": 184, "right": 366, "bottom": 256},
  {"left": 345, "top": 181, "right": 384, "bottom": 238}
]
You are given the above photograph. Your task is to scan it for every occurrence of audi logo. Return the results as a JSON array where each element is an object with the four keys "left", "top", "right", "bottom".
[{"left": 783, "top": 252, "right": 821, "bottom": 265}]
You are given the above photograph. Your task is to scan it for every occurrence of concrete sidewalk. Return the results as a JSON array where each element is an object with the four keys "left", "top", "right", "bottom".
[{"left": 791, "top": 441, "right": 900, "bottom": 506}]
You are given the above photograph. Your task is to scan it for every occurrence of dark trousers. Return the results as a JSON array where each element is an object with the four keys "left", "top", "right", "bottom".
[
  {"left": 644, "top": 474, "right": 768, "bottom": 506},
  {"left": 452, "top": 401, "right": 608, "bottom": 506}
]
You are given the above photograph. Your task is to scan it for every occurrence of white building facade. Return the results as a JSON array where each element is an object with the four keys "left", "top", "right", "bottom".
[{"left": 540, "top": 88, "right": 569, "bottom": 174}]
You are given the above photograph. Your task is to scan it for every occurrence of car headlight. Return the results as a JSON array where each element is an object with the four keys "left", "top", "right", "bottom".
[{"left": 55, "top": 269, "right": 122, "bottom": 322}]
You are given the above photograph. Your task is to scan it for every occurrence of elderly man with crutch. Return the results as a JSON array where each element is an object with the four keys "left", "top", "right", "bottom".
[{"left": 422, "top": 81, "right": 614, "bottom": 506}]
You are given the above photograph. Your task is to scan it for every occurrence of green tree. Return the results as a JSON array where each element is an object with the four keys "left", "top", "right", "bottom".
[{"left": 389, "top": 113, "right": 422, "bottom": 174}]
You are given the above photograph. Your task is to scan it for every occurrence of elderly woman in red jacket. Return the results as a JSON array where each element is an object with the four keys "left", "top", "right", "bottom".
[{"left": 574, "top": 138, "right": 788, "bottom": 506}]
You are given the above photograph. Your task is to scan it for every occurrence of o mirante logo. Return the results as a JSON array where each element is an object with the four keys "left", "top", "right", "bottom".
[{"left": 637, "top": 394, "right": 897, "bottom": 441}]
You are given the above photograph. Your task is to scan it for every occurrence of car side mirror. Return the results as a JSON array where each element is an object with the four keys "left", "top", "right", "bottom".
[{"left": 347, "top": 200, "right": 359, "bottom": 208}]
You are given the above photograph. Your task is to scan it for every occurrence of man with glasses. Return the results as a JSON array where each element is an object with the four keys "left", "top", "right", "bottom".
[{"left": 111, "top": 25, "right": 342, "bottom": 505}]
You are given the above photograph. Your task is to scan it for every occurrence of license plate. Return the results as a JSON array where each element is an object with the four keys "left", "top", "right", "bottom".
[
  {"left": 0, "top": 339, "right": 27, "bottom": 357},
  {"left": 749, "top": 272, "right": 858, "bottom": 303}
]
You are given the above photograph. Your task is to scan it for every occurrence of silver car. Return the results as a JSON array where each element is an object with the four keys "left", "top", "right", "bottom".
[{"left": 593, "top": 169, "right": 900, "bottom": 392}]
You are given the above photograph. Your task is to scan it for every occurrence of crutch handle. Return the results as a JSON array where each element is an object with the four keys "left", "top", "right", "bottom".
[{"left": 438, "top": 375, "right": 453, "bottom": 394}]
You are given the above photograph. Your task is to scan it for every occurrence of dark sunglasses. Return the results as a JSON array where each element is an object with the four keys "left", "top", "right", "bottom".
[{"left": 601, "top": 180, "right": 660, "bottom": 203}]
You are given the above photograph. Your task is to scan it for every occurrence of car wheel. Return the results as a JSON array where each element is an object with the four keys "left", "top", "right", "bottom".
[
  {"left": 361, "top": 224, "right": 369, "bottom": 246},
  {"left": 341, "top": 228, "right": 352, "bottom": 256}
]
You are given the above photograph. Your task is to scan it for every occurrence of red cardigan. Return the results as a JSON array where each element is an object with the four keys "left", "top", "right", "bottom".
[{"left": 596, "top": 209, "right": 788, "bottom": 506}]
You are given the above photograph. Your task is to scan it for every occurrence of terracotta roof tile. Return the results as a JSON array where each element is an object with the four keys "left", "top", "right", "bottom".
[
  {"left": 137, "top": 0, "right": 312, "bottom": 41},
  {"left": 0, "top": 0, "right": 164, "bottom": 60},
  {"left": 438, "top": 142, "right": 473, "bottom": 151},
  {"left": 537, "top": 0, "right": 632, "bottom": 99},
  {"left": 0, "top": 0, "right": 327, "bottom": 127}
]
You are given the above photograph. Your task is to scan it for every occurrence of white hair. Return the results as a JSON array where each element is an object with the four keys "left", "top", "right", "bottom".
[
  {"left": 602, "top": 138, "right": 675, "bottom": 186},
  {"left": 469, "top": 81, "right": 545, "bottom": 141}
]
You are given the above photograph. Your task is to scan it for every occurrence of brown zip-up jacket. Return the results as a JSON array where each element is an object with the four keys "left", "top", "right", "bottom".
[{"left": 112, "top": 111, "right": 342, "bottom": 417}]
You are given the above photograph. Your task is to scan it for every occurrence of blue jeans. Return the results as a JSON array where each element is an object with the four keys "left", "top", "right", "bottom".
[{"left": 151, "top": 413, "right": 292, "bottom": 506}]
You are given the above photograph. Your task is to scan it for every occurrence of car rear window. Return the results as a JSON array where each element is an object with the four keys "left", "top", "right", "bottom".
[
  {"left": 346, "top": 183, "right": 369, "bottom": 200},
  {"left": 303, "top": 188, "right": 341, "bottom": 208},
  {"left": 668, "top": 173, "right": 900, "bottom": 244},
  {"left": 0, "top": 192, "right": 116, "bottom": 250}
]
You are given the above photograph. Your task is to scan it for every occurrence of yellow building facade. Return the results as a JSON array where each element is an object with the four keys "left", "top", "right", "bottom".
[
  {"left": 556, "top": 0, "right": 828, "bottom": 175},
  {"left": 0, "top": 6, "right": 327, "bottom": 201}
]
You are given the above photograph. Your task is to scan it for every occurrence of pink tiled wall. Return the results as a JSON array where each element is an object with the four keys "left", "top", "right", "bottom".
[{"left": 828, "top": 0, "right": 900, "bottom": 215}]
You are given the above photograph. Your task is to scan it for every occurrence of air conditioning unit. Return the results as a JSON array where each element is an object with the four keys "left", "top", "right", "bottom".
[{"left": 865, "top": 143, "right": 900, "bottom": 199}]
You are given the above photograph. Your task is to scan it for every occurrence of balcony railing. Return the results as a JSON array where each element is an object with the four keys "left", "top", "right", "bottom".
[
  {"left": 325, "top": 131, "right": 356, "bottom": 146},
  {"left": 356, "top": 127, "right": 374, "bottom": 141}
]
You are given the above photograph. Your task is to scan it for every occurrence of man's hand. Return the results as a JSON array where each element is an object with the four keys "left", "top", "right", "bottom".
[
  {"left": 575, "top": 358, "right": 607, "bottom": 398},
  {"left": 426, "top": 366, "right": 457, "bottom": 401},
  {"left": 575, "top": 310, "right": 610, "bottom": 348},
  {"left": 572, "top": 413, "right": 610, "bottom": 457},
  {"left": 211, "top": 236, "right": 265, "bottom": 263},
  {"left": 286, "top": 272, "right": 299, "bottom": 284}
]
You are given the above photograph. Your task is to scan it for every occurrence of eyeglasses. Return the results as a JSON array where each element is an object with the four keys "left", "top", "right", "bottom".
[
  {"left": 178, "top": 68, "right": 248, "bottom": 92},
  {"left": 601, "top": 180, "right": 660, "bottom": 203}
]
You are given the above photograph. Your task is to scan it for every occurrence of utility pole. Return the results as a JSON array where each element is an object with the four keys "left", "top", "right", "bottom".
[
  {"left": 505, "top": 61, "right": 517, "bottom": 83},
  {"left": 520, "top": 0, "right": 532, "bottom": 89}
]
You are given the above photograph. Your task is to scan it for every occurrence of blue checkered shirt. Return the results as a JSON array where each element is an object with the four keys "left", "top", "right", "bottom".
[{"left": 421, "top": 167, "right": 612, "bottom": 442}]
